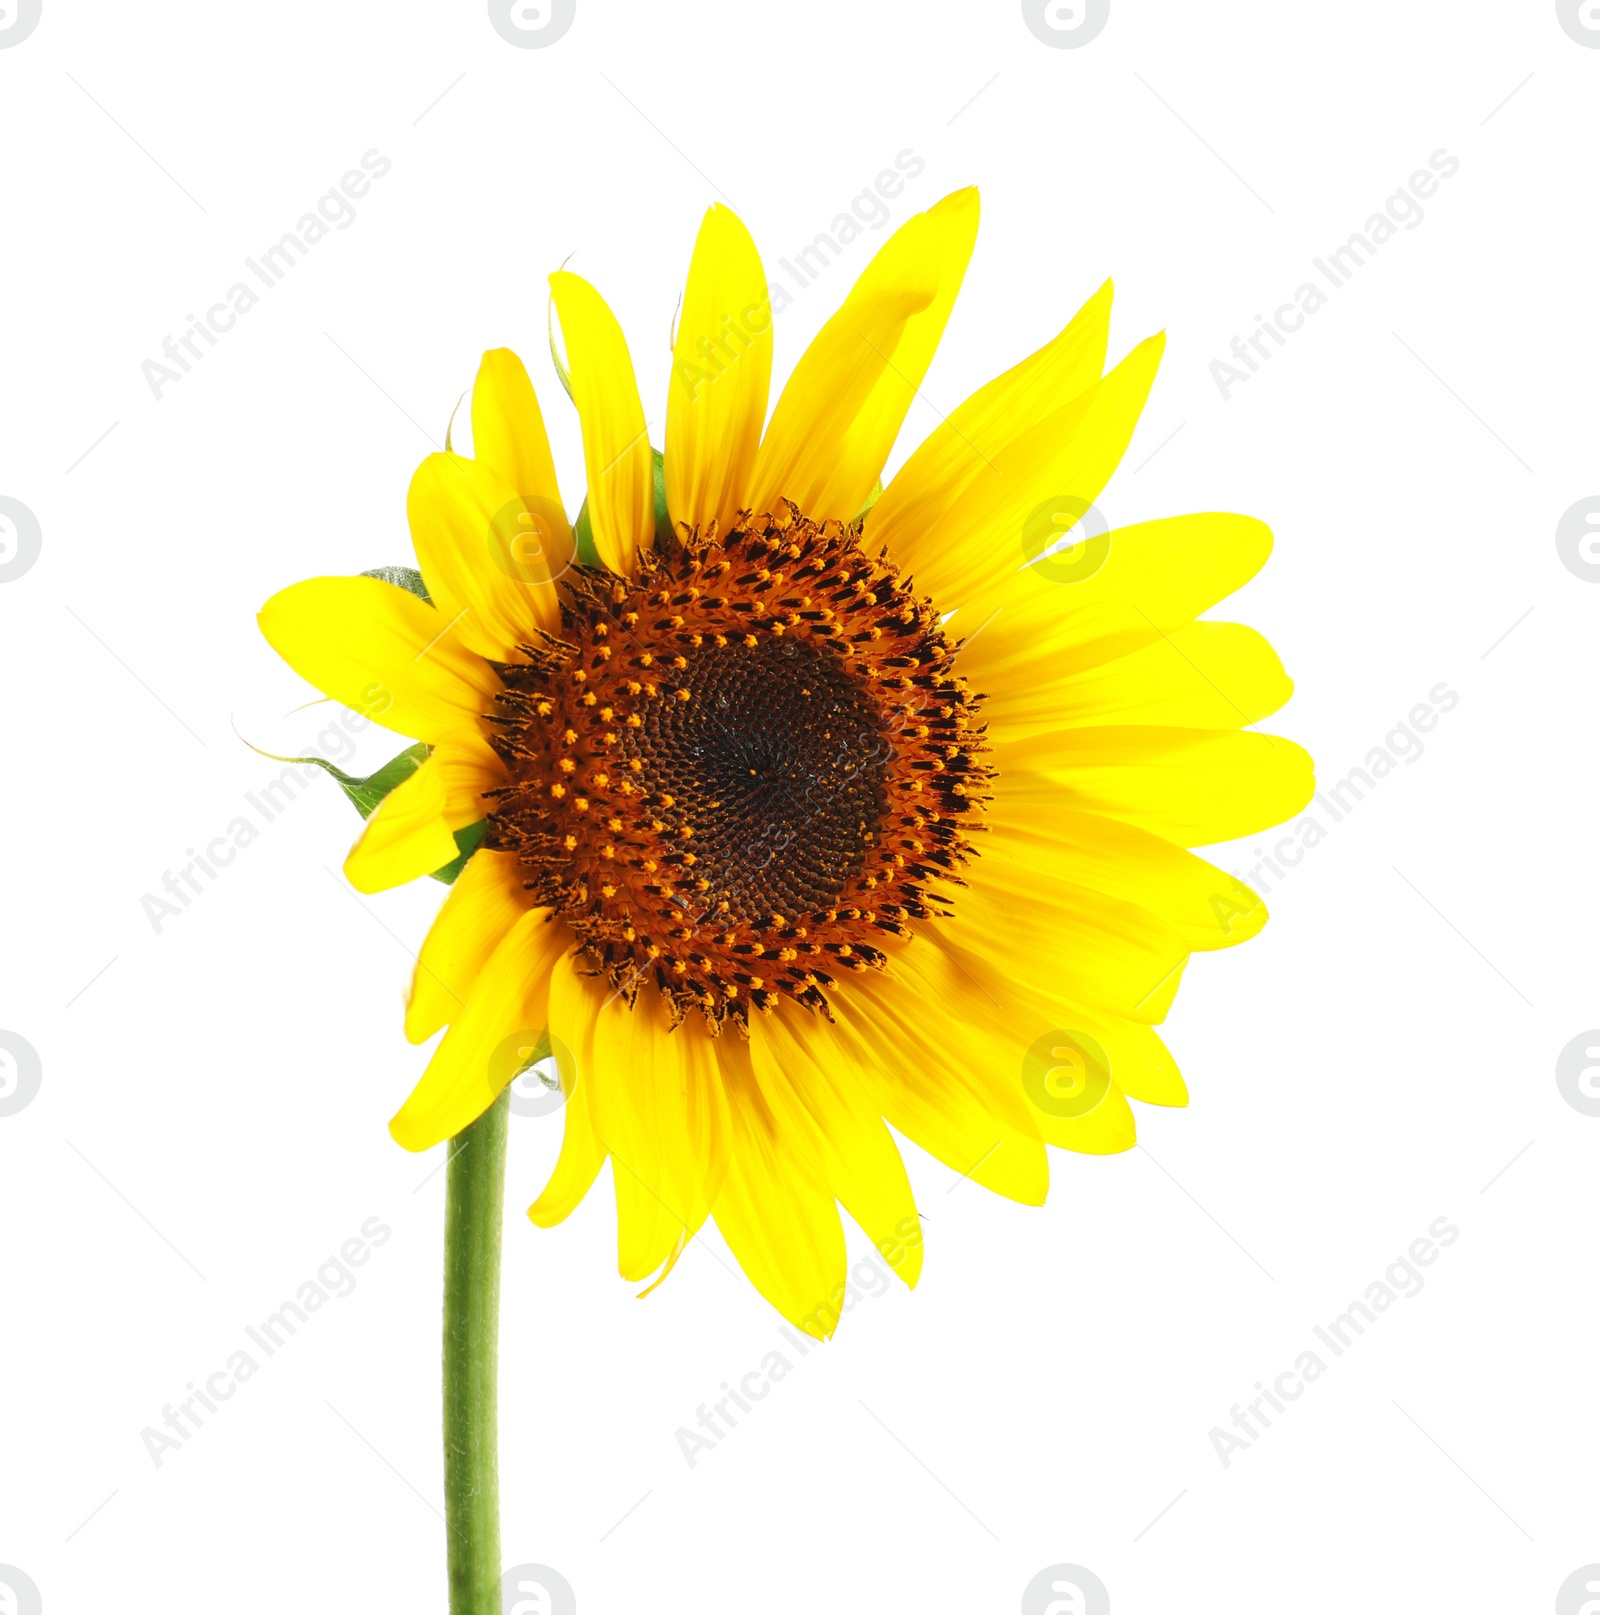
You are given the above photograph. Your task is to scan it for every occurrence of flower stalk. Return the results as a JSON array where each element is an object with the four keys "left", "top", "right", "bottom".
[{"left": 443, "top": 1087, "right": 509, "bottom": 1613}]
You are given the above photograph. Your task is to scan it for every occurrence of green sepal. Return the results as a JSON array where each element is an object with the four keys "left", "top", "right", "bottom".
[
  {"left": 570, "top": 447, "right": 673, "bottom": 568},
  {"left": 547, "top": 291, "right": 575, "bottom": 402},
  {"left": 854, "top": 479, "right": 884, "bottom": 523},
  {"left": 444, "top": 390, "right": 466, "bottom": 454},
  {"left": 652, "top": 447, "right": 675, "bottom": 544},
  {"left": 430, "top": 819, "right": 488, "bottom": 885},
  {"left": 304, "top": 741, "right": 429, "bottom": 817},
  {"left": 512, "top": 1028, "right": 551, "bottom": 1076},
  {"left": 572, "top": 501, "right": 601, "bottom": 567},
  {"left": 298, "top": 741, "right": 484, "bottom": 885},
  {"left": 360, "top": 565, "right": 432, "bottom": 604}
]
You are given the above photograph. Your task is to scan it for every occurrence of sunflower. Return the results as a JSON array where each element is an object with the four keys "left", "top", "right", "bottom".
[{"left": 260, "top": 189, "right": 1312, "bottom": 1340}]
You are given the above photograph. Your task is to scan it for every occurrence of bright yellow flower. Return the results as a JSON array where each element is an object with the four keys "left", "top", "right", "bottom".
[{"left": 260, "top": 189, "right": 1313, "bottom": 1338}]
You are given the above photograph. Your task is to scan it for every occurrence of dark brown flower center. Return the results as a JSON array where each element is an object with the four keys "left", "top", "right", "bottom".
[
  {"left": 633, "top": 634, "right": 891, "bottom": 925},
  {"left": 482, "top": 502, "right": 989, "bottom": 1031}
]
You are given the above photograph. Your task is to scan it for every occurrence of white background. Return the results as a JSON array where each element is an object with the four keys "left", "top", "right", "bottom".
[{"left": 1, "top": 2, "right": 1595, "bottom": 1611}]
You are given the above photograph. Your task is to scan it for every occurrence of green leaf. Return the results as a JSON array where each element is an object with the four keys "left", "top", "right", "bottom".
[
  {"left": 360, "top": 565, "right": 432, "bottom": 604},
  {"left": 854, "top": 478, "right": 884, "bottom": 523}
]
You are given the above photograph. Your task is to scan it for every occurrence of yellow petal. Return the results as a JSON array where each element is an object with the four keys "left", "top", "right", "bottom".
[
  {"left": 836, "top": 955, "right": 1050, "bottom": 1205},
  {"left": 896, "top": 331, "right": 1165, "bottom": 610},
  {"left": 258, "top": 575, "right": 499, "bottom": 744},
  {"left": 528, "top": 1056, "right": 607, "bottom": 1227},
  {"left": 712, "top": 1037, "right": 848, "bottom": 1340},
  {"left": 677, "top": 1024, "right": 733, "bottom": 1246},
  {"left": 893, "top": 937, "right": 1141, "bottom": 1156},
  {"left": 948, "top": 861, "right": 1191, "bottom": 1023},
  {"left": 406, "top": 849, "right": 532, "bottom": 1044},
  {"left": 470, "top": 348, "right": 571, "bottom": 534},
  {"left": 388, "top": 909, "right": 567, "bottom": 1151},
  {"left": 543, "top": 946, "right": 601, "bottom": 1119},
  {"left": 341, "top": 725, "right": 501, "bottom": 897},
  {"left": 746, "top": 189, "right": 980, "bottom": 523},
  {"left": 408, "top": 452, "right": 564, "bottom": 659},
  {"left": 1007, "top": 985, "right": 1187, "bottom": 1111},
  {"left": 666, "top": 205, "right": 773, "bottom": 534},
  {"left": 548, "top": 271, "right": 654, "bottom": 576},
  {"left": 587, "top": 987, "right": 719, "bottom": 1282},
  {"left": 343, "top": 753, "right": 459, "bottom": 894},
  {"left": 429, "top": 733, "right": 504, "bottom": 829},
  {"left": 1061, "top": 1014, "right": 1185, "bottom": 1108},
  {"left": 994, "top": 726, "right": 1316, "bottom": 847},
  {"left": 867, "top": 278, "right": 1111, "bottom": 561},
  {"left": 544, "top": 956, "right": 732, "bottom": 1285},
  {"left": 534, "top": 961, "right": 661, "bottom": 1241},
  {"left": 749, "top": 1005, "right": 924, "bottom": 1290},
  {"left": 1033, "top": 1081, "right": 1137, "bottom": 1156},
  {"left": 985, "top": 621, "right": 1293, "bottom": 739},
  {"left": 956, "top": 513, "right": 1276, "bottom": 688},
  {"left": 982, "top": 798, "right": 1267, "bottom": 952},
  {"left": 936, "top": 942, "right": 1186, "bottom": 1111}
]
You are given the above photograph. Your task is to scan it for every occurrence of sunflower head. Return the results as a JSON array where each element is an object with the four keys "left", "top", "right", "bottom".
[
  {"left": 481, "top": 502, "right": 988, "bottom": 1032},
  {"left": 259, "top": 188, "right": 1313, "bottom": 1338}
]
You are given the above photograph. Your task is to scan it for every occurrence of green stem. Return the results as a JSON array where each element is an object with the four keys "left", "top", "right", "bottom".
[{"left": 443, "top": 1088, "right": 509, "bottom": 1613}]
